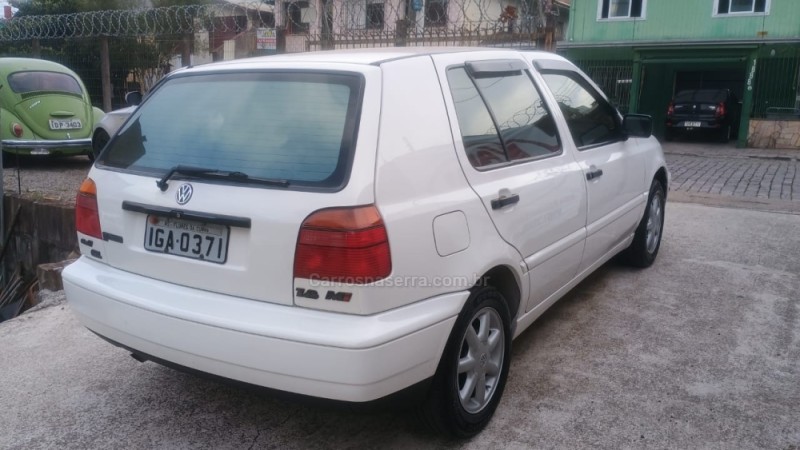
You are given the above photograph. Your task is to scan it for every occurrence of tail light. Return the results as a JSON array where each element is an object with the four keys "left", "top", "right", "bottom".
[
  {"left": 715, "top": 102, "right": 726, "bottom": 118},
  {"left": 76, "top": 178, "right": 102, "bottom": 239},
  {"left": 666, "top": 102, "right": 674, "bottom": 117},
  {"left": 11, "top": 123, "right": 23, "bottom": 137},
  {"left": 294, "top": 205, "right": 391, "bottom": 284}
]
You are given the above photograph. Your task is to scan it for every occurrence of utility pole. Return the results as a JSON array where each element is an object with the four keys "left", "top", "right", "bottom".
[
  {"left": 321, "top": 0, "right": 333, "bottom": 50},
  {"left": 100, "top": 37, "right": 112, "bottom": 112}
]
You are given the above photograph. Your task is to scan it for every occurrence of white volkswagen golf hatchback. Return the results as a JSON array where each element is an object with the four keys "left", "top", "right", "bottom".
[{"left": 63, "top": 48, "right": 668, "bottom": 437}]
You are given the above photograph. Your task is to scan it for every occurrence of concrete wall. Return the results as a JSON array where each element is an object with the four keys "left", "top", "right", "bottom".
[
  {"left": 2, "top": 195, "right": 77, "bottom": 279},
  {"left": 747, "top": 119, "right": 800, "bottom": 149}
]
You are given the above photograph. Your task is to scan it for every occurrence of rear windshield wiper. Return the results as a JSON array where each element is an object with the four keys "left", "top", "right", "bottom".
[{"left": 156, "top": 165, "right": 290, "bottom": 191}]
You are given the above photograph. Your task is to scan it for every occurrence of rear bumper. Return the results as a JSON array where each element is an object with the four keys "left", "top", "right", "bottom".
[
  {"left": 665, "top": 120, "right": 725, "bottom": 129},
  {"left": 2, "top": 138, "right": 92, "bottom": 155},
  {"left": 62, "top": 257, "right": 467, "bottom": 402}
]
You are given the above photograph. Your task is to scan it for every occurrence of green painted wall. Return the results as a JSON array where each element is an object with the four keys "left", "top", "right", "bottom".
[{"left": 567, "top": 0, "right": 800, "bottom": 44}]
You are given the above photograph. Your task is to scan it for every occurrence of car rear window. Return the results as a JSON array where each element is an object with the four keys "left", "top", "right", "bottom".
[
  {"left": 674, "top": 90, "right": 727, "bottom": 103},
  {"left": 100, "top": 71, "right": 364, "bottom": 190},
  {"left": 8, "top": 71, "right": 83, "bottom": 96}
]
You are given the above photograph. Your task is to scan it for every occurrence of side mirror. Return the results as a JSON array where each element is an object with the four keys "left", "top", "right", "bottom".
[
  {"left": 125, "top": 91, "right": 143, "bottom": 106},
  {"left": 623, "top": 114, "right": 653, "bottom": 138}
]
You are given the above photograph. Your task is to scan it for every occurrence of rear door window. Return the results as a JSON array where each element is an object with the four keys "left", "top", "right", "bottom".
[
  {"left": 447, "top": 66, "right": 561, "bottom": 169},
  {"left": 101, "top": 72, "right": 364, "bottom": 190}
]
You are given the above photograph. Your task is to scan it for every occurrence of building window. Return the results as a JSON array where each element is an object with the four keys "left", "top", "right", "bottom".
[
  {"left": 598, "top": 0, "right": 645, "bottom": 19},
  {"left": 284, "top": 1, "right": 310, "bottom": 34},
  {"left": 366, "top": 0, "right": 384, "bottom": 29},
  {"left": 714, "top": 0, "right": 769, "bottom": 15},
  {"left": 425, "top": 0, "right": 448, "bottom": 27}
]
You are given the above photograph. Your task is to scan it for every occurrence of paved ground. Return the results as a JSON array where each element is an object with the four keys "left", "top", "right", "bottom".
[
  {"left": 1, "top": 201, "right": 798, "bottom": 449},
  {"left": 663, "top": 142, "right": 800, "bottom": 213},
  {"left": 1, "top": 142, "right": 799, "bottom": 448}
]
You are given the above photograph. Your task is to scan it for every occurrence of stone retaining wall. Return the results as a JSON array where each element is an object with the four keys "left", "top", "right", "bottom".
[
  {"left": 2, "top": 195, "right": 77, "bottom": 279},
  {"left": 748, "top": 119, "right": 800, "bottom": 149}
]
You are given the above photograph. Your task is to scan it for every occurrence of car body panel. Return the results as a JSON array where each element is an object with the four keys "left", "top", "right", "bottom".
[{"left": 432, "top": 51, "right": 588, "bottom": 315}]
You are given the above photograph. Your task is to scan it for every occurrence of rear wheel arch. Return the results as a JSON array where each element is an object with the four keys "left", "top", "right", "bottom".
[{"left": 476, "top": 265, "right": 521, "bottom": 322}]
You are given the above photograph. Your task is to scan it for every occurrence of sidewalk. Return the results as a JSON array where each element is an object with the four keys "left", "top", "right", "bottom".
[
  {"left": 662, "top": 141, "right": 800, "bottom": 160},
  {"left": 662, "top": 141, "right": 800, "bottom": 214}
]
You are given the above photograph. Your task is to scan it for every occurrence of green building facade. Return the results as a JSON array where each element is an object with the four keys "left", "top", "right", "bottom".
[{"left": 559, "top": 0, "right": 800, "bottom": 147}]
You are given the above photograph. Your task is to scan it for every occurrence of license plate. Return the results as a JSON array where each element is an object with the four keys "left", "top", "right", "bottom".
[
  {"left": 49, "top": 118, "right": 82, "bottom": 130},
  {"left": 683, "top": 121, "right": 702, "bottom": 127},
  {"left": 144, "top": 215, "right": 229, "bottom": 263}
]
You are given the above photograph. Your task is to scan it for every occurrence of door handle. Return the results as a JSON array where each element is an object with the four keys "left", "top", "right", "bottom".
[
  {"left": 586, "top": 168, "right": 604, "bottom": 181},
  {"left": 491, "top": 193, "right": 520, "bottom": 210}
]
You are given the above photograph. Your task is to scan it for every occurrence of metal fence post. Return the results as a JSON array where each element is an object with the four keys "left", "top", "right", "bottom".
[{"left": 100, "top": 37, "right": 112, "bottom": 112}]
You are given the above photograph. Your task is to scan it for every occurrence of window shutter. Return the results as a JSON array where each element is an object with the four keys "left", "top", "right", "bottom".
[
  {"left": 601, "top": 0, "right": 610, "bottom": 18},
  {"left": 631, "top": 0, "right": 643, "bottom": 17},
  {"left": 754, "top": 0, "right": 766, "bottom": 12},
  {"left": 718, "top": 0, "right": 730, "bottom": 14}
]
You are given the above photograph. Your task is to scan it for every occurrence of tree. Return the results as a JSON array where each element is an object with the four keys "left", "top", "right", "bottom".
[{"left": 3, "top": 0, "right": 210, "bottom": 108}]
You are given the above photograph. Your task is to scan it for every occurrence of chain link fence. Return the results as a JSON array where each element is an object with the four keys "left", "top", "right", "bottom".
[{"left": 0, "top": 1, "right": 564, "bottom": 111}]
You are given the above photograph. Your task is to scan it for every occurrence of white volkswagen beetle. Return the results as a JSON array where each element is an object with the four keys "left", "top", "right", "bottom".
[{"left": 64, "top": 48, "right": 668, "bottom": 437}]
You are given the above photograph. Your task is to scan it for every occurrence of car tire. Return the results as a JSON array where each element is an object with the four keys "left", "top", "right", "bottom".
[
  {"left": 92, "top": 129, "right": 110, "bottom": 160},
  {"left": 719, "top": 125, "right": 731, "bottom": 143},
  {"left": 2, "top": 151, "right": 19, "bottom": 168},
  {"left": 418, "top": 286, "right": 512, "bottom": 438},
  {"left": 622, "top": 179, "right": 665, "bottom": 268}
]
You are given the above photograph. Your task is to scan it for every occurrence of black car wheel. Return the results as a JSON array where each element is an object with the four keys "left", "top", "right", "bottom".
[
  {"left": 418, "top": 287, "right": 512, "bottom": 438},
  {"left": 622, "top": 179, "right": 665, "bottom": 268},
  {"left": 92, "top": 129, "right": 110, "bottom": 160},
  {"left": 719, "top": 125, "right": 731, "bottom": 143}
]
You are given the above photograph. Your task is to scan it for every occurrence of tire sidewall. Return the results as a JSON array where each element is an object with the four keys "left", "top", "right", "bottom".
[
  {"left": 435, "top": 287, "right": 512, "bottom": 437},
  {"left": 641, "top": 180, "right": 665, "bottom": 264}
]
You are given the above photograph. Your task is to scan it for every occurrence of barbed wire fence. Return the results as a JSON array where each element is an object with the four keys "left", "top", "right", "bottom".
[{"left": 0, "top": 0, "right": 561, "bottom": 111}]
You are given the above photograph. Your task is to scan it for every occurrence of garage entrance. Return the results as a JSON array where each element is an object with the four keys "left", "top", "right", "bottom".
[
  {"left": 638, "top": 62, "right": 748, "bottom": 138},
  {"left": 633, "top": 49, "right": 750, "bottom": 138},
  {"left": 674, "top": 70, "right": 745, "bottom": 98}
]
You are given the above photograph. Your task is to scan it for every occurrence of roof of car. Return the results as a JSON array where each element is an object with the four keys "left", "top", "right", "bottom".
[
  {"left": 186, "top": 47, "right": 568, "bottom": 70},
  {"left": 0, "top": 57, "right": 80, "bottom": 77}
]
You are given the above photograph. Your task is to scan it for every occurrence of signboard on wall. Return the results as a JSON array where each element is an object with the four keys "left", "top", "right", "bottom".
[{"left": 256, "top": 28, "right": 277, "bottom": 50}]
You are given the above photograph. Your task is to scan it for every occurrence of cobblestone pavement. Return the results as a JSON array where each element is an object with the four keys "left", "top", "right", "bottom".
[
  {"left": 661, "top": 142, "right": 800, "bottom": 216},
  {"left": 664, "top": 143, "right": 799, "bottom": 200}
]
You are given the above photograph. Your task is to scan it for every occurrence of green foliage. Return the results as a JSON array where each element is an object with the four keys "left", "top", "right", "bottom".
[{"left": 3, "top": 0, "right": 195, "bottom": 108}]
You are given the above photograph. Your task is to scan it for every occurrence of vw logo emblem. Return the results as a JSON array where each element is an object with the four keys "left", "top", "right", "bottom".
[{"left": 175, "top": 183, "right": 193, "bottom": 205}]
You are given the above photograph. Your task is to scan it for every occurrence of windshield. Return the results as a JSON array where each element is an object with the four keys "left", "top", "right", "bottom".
[
  {"left": 100, "top": 71, "right": 363, "bottom": 190},
  {"left": 8, "top": 71, "right": 83, "bottom": 96}
]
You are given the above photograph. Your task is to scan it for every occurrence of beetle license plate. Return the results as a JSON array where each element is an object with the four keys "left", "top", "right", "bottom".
[
  {"left": 49, "top": 119, "right": 82, "bottom": 130},
  {"left": 144, "top": 215, "right": 229, "bottom": 263},
  {"left": 683, "top": 121, "right": 702, "bottom": 127}
]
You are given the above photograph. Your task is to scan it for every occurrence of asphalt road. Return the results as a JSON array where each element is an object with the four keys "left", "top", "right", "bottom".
[{"left": 1, "top": 201, "right": 799, "bottom": 449}]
